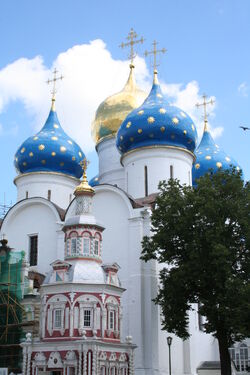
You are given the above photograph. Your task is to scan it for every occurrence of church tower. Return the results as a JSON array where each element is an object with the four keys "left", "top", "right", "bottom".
[
  {"left": 21, "top": 161, "right": 136, "bottom": 374},
  {"left": 91, "top": 29, "right": 147, "bottom": 190},
  {"left": 116, "top": 42, "right": 197, "bottom": 198}
]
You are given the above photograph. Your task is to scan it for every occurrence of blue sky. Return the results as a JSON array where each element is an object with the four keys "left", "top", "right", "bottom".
[{"left": 0, "top": 0, "right": 249, "bottom": 208}]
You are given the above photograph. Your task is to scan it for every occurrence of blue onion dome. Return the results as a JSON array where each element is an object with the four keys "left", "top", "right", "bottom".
[
  {"left": 116, "top": 71, "right": 198, "bottom": 155},
  {"left": 192, "top": 123, "right": 241, "bottom": 185},
  {"left": 89, "top": 175, "right": 99, "bottom": 187},
  {"left": 14, "top": 99, "right": 84, "bottom": 179}
]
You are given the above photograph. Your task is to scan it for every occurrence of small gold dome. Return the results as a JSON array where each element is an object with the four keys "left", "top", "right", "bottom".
[{"left": 91, "top": 65, "right": 147, "bottom": 144}]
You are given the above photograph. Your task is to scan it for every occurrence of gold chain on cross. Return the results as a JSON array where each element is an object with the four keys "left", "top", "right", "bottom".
[
  {"left": 196, "top": 94, "right": 215, "bottom": 131},
  {"left": 144, "top": 40, "right": 166, "bottom": 73},
  {"left": 119, "top": 28, "right": 145, "bottom": 66},
  {"left": 47, "top": 68, "right": 64, "bottom": 101}
]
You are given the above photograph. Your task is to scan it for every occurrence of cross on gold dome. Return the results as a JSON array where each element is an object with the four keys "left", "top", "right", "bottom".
[
  {"left": 196, "top": 94, "right": 215, "bottom": 132},
  {"left": 144, "top": 40, "right": 167, "bottom": 77},
  {"left": 119, "top": 28, "right": 145, "bottom": 67},
  {"left": 47, "top": 68, "right": 64, "bottom": 102},
  {"left": 75, "top": 158, "right": 94, "bottom": 195}
]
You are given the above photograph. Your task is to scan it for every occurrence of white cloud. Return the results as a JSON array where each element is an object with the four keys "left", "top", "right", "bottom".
[
  {"left": 0, "top": 39, "right": 222, "bottom": 153},
  {"left": 238, "top": 82, "right": 248, "bottom": 97},
  {"left": 162, "top": 81, "right": 222, "bottom": 140}
]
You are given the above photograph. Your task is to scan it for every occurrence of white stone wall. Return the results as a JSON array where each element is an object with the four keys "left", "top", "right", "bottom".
[
  {"left": 14, "top": 172, "right": 79, "bottom": 209},
  {"left": 97, "top": 137, "right": 125, "bottom": 190},
  {"left": 122, "top": 147, "right": 194, "bottom": 198},
  {"left": 0, "top": 198, "right": 63, "bottom": 275}
]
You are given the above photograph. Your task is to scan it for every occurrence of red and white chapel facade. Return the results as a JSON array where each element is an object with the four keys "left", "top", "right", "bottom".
[{"left": 21, "top": 167, "right": 136, "bottom": 375}]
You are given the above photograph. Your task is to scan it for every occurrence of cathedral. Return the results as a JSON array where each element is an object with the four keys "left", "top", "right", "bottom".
[{"left": 0, "top": 31, "right": 243, "bottom": 375}]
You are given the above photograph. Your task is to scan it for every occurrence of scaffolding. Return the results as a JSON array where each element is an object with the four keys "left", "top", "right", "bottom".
[{"left": 0, "top": 239, "right": 25, "bottom": 372}]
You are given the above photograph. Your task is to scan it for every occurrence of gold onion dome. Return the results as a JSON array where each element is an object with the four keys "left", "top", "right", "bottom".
[{"left": 91, "top": 65, "right": 147, "bottom": 144}]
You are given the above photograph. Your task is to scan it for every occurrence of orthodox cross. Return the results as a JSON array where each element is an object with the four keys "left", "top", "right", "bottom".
[
  {"left": 196, "top": 94, "right": 215, "bottom": 131},
  {"left": 119, "top": 28, "right": 144, "bottom": 66},
  {"left": 47, "top": 68, "right": 64, "bottom": 101},
  {"left": 79, "top": 158, "right": 90, "bottom": 176},
  {"left": 144, "top": 40, "right": 167, "bottom": 73}
]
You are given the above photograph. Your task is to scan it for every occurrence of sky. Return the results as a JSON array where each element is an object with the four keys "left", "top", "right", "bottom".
[{"left": 0, "top": 0, "right": 249, "bottom": 209}]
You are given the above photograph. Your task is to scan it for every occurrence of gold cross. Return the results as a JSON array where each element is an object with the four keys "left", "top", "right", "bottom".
[
  {"left": 47, "top": 68, "right": 64, "bottom": 100},
  {"left": 119, "top": 28, "right": 145, "bottom": 66},
  {"left": 79, "top": 158, "right": 90, "bottom": 175},
  {"left": 144, "top": 40, "right": 167, "bottom": 73},
  {"left": 196, "top": 94, "right": 215, "bottom": 132}
]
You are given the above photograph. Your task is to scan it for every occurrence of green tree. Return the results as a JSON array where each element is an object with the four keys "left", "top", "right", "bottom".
[{"left": 141, "top": 169, "right": 250, "bottom": 375}]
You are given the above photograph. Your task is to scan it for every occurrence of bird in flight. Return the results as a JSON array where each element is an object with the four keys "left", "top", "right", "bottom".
[{"left": 239, "top": 126, "right": 250, "bottom": 131}]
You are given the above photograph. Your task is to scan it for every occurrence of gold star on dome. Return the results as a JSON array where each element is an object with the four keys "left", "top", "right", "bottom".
[{"left": 147, "top": 116, "right": 155, "bottom": 124}]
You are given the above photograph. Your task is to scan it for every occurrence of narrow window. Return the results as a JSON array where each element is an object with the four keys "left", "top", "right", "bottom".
[
  {"left": 26, "top": 191, "right": 28, "bottom": 199},
  {"left": 47, "top": 190, "right": 51, "bottom": 201},
  {"left": 71, "top": 238, "right": 77, "bottom": 255},
  {"left": 94, "top": 239, "right": 99, "bottom": 256},
  {"left": 144, "top": 166, "right": 148, "bottom": 197},
  {"left": 83, "top": 309, "right": 91, "bottom": 327},
  {"left": 54, "top": 309, "right": 62, "bottom": 329},
  {"left": 83, "top": 238, "right": 90, "bottom": 255},
  {"left": 170, "top": 165, "right": 174, "bottom": 179},
  {"left": 29, "top": 235, "right": 38, "bottom": 266},
  {"left": 69, "top": 194, "right": 72, "bottom": 204},
  {"left": 109, "top": 310, "right": 115, "bottom": 330}
]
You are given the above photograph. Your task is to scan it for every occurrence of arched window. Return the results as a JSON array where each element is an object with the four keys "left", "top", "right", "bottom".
[
  {"left": 67, "top": 232, "right": 81, "bottom": 257},
  {"left": 110, "top": 367, "right": 116, "bottom": 375},
  {"left": 100, "top": 367, "right": 105, "bottom": 375},
  {"left": 82, "top": 232, "right": 91, "bottom": 256},
  {"left": 94, "top": 232, "right": 101, "bottom": 256}
]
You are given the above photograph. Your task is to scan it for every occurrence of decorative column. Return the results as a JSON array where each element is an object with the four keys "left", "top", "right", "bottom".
[
  {"left": 101, "top": 309, "right": 107, "bottom": 337},
  {"left": 83, "top": 351, "right": 87, "bottom": 375},
  {"left": 41, "top": 306, "right": 46, "bottom": 338},
  {"left": 27, "top": 347, "right": 32, "bottom": 375},
  {"left": 70, "top": 307, "right": 74, "bottom": 336},
  {"left": 92, "top": 346, "right": 97, "bottom": 375},
  {"left": 22, "top": 346, "right": 27, "bottom": 375},
  {"left": 129, "top": 349, "right": 135, "bottom": 375},
  {"left": 60, "top": 308, "right": 65, "bottom": 335},
  {"left": 93, "top": 303, "right": 97, "bottom": 331},
  {"left": 80, "top": 304, "right": 84, "bottom": 333},
  {"left": 119, "top": 307, "right": 123, "bottom": 339},
  {"left": 78, "top": 348, "right": 82, "bottom": 375}
]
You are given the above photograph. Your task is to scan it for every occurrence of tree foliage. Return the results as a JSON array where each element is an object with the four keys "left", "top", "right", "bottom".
[{"left": 141, "top": 169, "right": 250, "bottom": 374}]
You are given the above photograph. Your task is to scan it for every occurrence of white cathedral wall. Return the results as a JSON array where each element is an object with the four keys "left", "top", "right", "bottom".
[
  {"left": 122, "top": 147, "right": 194, "bottom": 198},
  {"left": 188, "top": 306, "right": 219, "bottom": 372},
  {"left": 14, "top": 172, "right": 79, "bottom": 209},
  {"left": 96, "top": 137, "right": 125, "bottom": 190},
  {"left": 0, "top": 198, "right": 63, "bottom": 275}
]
